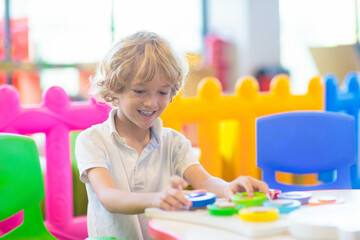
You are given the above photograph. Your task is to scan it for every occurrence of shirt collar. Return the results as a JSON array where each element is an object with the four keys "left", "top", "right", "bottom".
[
  {"left": 151, "top": 118, "right": 162, "bottom": 146},
  {"left": 107, "top": 108, "right": 119, "bottom": 134},
  {"left": 106, "top": 108, "right": 162, "bottom": 145}
]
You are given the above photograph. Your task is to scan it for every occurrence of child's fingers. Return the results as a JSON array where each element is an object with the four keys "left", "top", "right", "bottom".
[
  {"left": 182, "top": 189, "right": 207, "bottom": 195},
  {"left": 170, "top": 175, "right": 188, "bottom": 189},
  {"left": 249, "top": 177, "right": 269, "bottom": 195},
  {"left": 258, "top": 182, "right": 270, "bottom": 195},
  {"left": 158, "top": 199, "right": 176, "bottom": 211},
  {"left": 224, "top": 188, "right": 234, "bottom": 200},
  {"left": 164, "top": 196, "right": 184, "bottom": 209},
  {"left": 172, "top": 189, "right": 193, "bottom": 208},
  {"left": 234, "top": 177, "right": 254, "bottom": 197},
  {"left": 228, "top": 176, "right": 269, "bottom": 197},
  {"left": 165, "top": 188, "right": 192, "bottom": 209}
]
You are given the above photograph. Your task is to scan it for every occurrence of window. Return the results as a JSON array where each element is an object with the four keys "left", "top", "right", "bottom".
[
  {"left": 279, "top": 0, "right": 357, "bottom": 93},
  {"left": 3, "top": 0, "right": 202, "bottom": 97}
]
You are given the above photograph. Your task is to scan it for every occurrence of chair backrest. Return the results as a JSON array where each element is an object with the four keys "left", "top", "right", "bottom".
[
  {"left": 256, "top": 111, "right": 356, "bottom": 191},
  {"left": 0, "top": 134, "right": 43, "bottom": 220},
  {"left": 0, "top": 133, "right": 57, "bottom": 239}
]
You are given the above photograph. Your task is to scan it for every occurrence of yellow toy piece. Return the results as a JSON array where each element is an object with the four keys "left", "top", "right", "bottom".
[{"left": 239, "top": 207, "right": 279, "bottom": 222}]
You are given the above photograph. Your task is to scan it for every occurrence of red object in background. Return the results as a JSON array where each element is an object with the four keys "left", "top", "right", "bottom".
[
  {"left": 78, "top": 70, "right": 93, "bottom": 100},
  {"left": 255, "top": 66, "right": 289, "bottom": 92},
  {"left": 0, "top": 70, "right": 41, "bottom": 104},
  {"left": 12, "top": 71, "right": 42, "bottom": 104},
  {"left": 0, "top": 18, "right": 29, "bottom": 61},
  {"left": 258, "top": 74, "right": 272, "bottom": 92},
  {"left": 205, "top": 34, "right": 230, "bottom": 91},
  {"left": 0, "top": 18, "right": 35, "bottom": 104},
  {"left": 0, "top": 72, "right": 6, "bottom": 85}
]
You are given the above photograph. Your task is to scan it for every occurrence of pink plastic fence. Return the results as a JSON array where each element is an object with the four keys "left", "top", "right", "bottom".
[{"left": 0, "top": 85, "right": 111, "bottom": 240}]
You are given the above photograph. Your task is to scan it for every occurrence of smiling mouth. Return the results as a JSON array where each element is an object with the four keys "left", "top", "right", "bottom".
[{"left": 138, "top": 110, "right": 155, "bottom": 116}]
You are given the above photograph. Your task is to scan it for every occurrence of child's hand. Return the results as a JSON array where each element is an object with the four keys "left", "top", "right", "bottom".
[
  {"left": 152, "top": 175, "right": 193, "bottom": 211},
  {"left": 223, "top": 176, "right": 269, "bottom": 200}
]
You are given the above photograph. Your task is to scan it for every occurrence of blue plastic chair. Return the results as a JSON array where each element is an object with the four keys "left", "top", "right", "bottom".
[{"left": 256, "top": 111, "right": 356, "bottom": 192}]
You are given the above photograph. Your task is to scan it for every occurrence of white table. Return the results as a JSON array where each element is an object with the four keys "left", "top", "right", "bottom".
[{"left": 146, "top": 190, "right": 360, "bottom": 240}]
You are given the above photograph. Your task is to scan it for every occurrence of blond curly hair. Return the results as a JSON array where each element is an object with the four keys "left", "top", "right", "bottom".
[{"left": 90, "top": 31, "right": 189, "bottom": 106}]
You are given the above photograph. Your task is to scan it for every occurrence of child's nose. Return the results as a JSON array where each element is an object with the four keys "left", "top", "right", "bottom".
[{"left": 143, "top": 94, "right": 157, "bottom": 107}]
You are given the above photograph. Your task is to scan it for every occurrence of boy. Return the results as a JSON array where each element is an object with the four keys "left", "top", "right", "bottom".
[{"left": 75, "top": 31, "right": 269, "bottom": 240}]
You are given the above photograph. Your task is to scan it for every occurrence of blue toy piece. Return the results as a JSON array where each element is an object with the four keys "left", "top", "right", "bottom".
[
  {"left": 185, "top": 192, "right": 216, "bottom": 208},
  {"left": 263, "top": 199, "right": 301, "bottom": 214},
  {"left": 256, "top": 111, "right": 356, "bottom": 192}
]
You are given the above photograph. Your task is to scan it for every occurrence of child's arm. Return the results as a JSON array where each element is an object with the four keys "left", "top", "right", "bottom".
[
  {"left": 183, "top": 164, "right": 269, "bottom": 199},
  {"left": 87, "top": 167, "right": 192, "bottom": 214}
]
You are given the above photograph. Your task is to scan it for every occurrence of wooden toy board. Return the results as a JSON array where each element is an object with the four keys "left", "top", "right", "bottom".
[
  {"left": 146, "top": 190, "right": 360, "bottom": 239},
  {"left": 145, "top": 207, "right": 289, "bottom": 238}
]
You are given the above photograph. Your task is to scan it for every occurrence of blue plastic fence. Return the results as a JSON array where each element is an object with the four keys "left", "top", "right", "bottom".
[{"left": 324, "top": 72, "right": 360, "bottom": 188}]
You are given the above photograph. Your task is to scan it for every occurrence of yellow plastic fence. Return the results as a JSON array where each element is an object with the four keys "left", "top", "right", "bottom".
[{"left": 161, "top": 74, "right": 324, "bottom": 181}]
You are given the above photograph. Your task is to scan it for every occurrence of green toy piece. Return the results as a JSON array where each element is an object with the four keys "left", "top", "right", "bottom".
[
  {"left": 231, "top": 192, "right": 267, "bottom": 207},
  {"left": 0, "top": 133, "right": 58, "bottom": 239},
  {"left": 207, "top": 202, "right": 244, "bottom": 216}
]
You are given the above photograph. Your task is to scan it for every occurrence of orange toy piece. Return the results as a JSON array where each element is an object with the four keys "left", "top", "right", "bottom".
[{"left": 308, "top": 196, "right": 345, "bottom": 206}]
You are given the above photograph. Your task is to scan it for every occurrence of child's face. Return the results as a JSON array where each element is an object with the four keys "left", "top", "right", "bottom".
[{"left": 116, "top": 73, "right": 172, "bottom": 131}]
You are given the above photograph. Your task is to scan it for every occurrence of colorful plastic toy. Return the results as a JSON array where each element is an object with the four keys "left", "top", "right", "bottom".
[
  {"left": 207, "top": 199, "right": 244, "bottom": 216},
  {"left": 269, "top": 189, "right": 282, "bottom": 199},
  {"left": 231, "top": 192, "right": 267, "bottom": 207},
  {"left": 0, "top": 73, "right": 325, "bottom": 237},
  {"left": 256, "top": 111, "right": 356, "bottom": 191},
  {"left": 324, "top": 72, "right": 360, "bottom": 188},
  {"left": 238, "top": 207, "right": 279, "bottom": 222},
  {"left": 277, "top": 192, "right": 312, "bottom": 205},
  {"left": 0, "top": 85, "right": 111, "bottom": 239},
  {"left": 185, "top": 192, "right": 216, "bottom": 208},
  {"left": 0, "top": 133, "right": 57, "bottom": 239},
  {"left": 161, "top": 75, "right": 323, "bottom": 181},
  {"left": 263, "top": 199, "right": 301, "bottom": 214},
  {"left": 308, "top": 195, "right": 344, "bottom": 206}
]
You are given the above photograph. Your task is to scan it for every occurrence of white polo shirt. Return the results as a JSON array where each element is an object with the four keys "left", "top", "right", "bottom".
[{"left": 75, "top": 108, "right": 200, "bottom": 240}]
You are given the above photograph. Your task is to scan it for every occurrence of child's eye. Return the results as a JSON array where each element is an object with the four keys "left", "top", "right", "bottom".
[
  {"left": 133, "top": 90, "right": 144, "bottom": 94},
  {"left": 159, "top": 91, "right": 169, "bottom": 95}
]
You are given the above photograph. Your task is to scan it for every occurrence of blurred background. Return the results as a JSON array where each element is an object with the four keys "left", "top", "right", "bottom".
[
  {"left": 1, "top": 0, "right": 360, "bottom": 103},
  {"left": 2, "top": 0, "right": 360, "bottom": 226}
]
